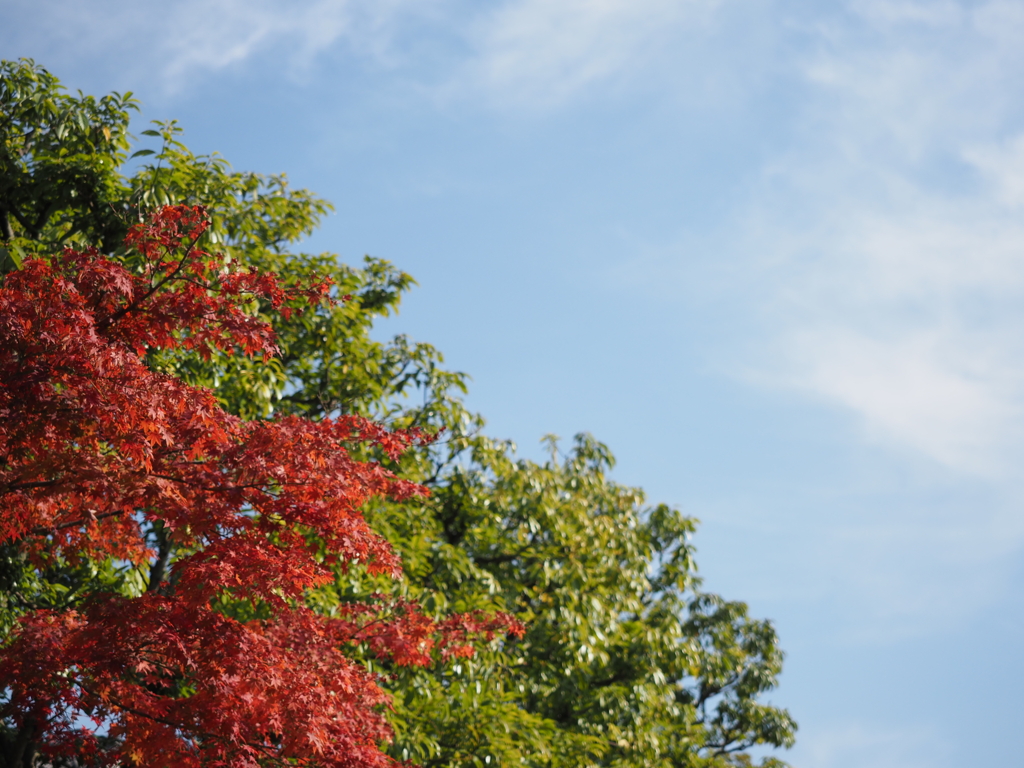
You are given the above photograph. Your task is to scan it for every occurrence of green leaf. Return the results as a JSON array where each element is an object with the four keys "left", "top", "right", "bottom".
[{"left": 0, "top": 245, "right": 23, "bottom": 270}]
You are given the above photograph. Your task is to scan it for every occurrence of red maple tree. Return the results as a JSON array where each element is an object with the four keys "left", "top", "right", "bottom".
[{"left": 0, "top": 206, "right": 521, "bottom": 767}]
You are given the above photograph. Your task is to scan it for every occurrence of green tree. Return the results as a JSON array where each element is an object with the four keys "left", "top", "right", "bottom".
[{"left": 0, "top": 58, "right": 796, "bottom": 767}]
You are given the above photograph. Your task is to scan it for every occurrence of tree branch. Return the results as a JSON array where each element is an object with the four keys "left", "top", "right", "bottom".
[
  {"left": 147, "top": 524, "right": 172, "bottom": 594},
  {"left": 0, "top": 205, "right": 15, "bottom": 240}
]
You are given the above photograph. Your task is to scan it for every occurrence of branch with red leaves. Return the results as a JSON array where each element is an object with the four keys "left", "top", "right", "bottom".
[{"left": 0, "top": 206, "right": 523, "bottom": 768}]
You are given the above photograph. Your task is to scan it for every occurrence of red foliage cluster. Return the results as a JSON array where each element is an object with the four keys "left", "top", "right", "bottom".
[{"left": 0, "top": 206, "right": 523, "bottom": 767}]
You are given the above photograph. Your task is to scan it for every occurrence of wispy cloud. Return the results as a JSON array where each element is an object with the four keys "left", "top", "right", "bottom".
[
  {"left": 458, "top": 0, "right": 721, "bottom": 107},
  {"left": 733, "top": 0, "right": 1024, "bottom": 475},
  {"left": 152, "top": 0, "right": 436, "bottom": 80},
  {"left": 1, "top": 0, "right": 432, "bottom": 92},
  {"left": 3, "top": 0, "right": 729, "bottom": 104}
]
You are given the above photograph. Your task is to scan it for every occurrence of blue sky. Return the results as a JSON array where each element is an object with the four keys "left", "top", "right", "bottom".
[{"left": 5, "top": 1, "right": 1024, "bottom": 765}]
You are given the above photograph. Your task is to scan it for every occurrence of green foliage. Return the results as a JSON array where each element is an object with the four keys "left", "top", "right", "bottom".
[
  {"left": 0, "top": 58, "right": 796, "bottom": 768},
  {"left": 0, "top": 58, "right": 137, "bottom": 266},
  {"left": 367, "top": 435, "right": 795, "bottom": 768}
]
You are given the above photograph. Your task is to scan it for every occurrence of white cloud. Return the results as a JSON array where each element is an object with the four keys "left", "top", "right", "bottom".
[
  {"left": 461, "top": 0, "right": 720, "bottom": 107},
  {"left": 751, "top": 190, "right": 1024, "bottom": 474},
  {"left": 785, "top": 328, "right": 1021, "bottom": 474},
  {"left": 4, "top": 0, "right": 725, "bottom": 104},
  {"left": 175, "top": 0, "right": 445, "bottom": 73},
  {"left": 733, "top": 0, "right": 1024, "bottom": 476},
  {"left": 849, "top": 0, "right": 963, "bottom": 28},
  {"left": 150, "top": 0, "right": 432, "bottom": 83},
  {"left": 0, "top": 0, "right": 433, "bottom": 91},
  {"left": 965, "top": 134, "right": 1024, "bottom": 209}
]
